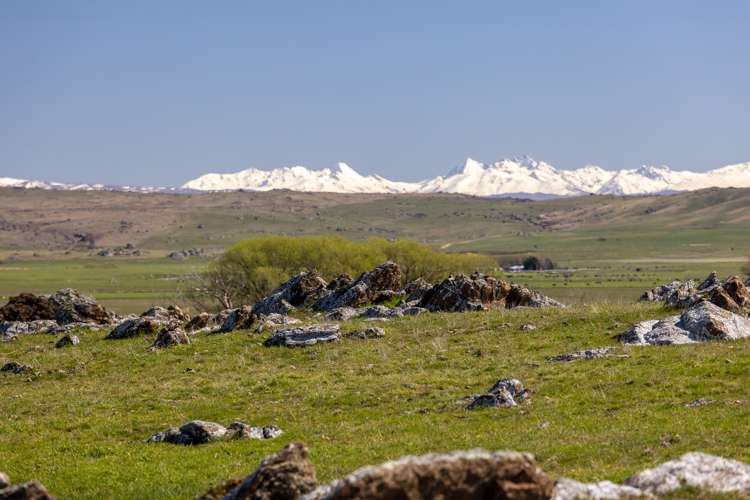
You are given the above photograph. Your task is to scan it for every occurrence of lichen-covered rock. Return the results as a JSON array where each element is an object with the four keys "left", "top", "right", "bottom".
[
  {"left": 520, "top": 323, "right": 537, "bottom": 331},
  {"left": 552, "top": 478, "right": 648, "bottom": 499},
  {"left": 0, "top": 289, "right": 113, "bottom": 326},
  {"left": 224, "top": 443, "right": 318, "bottom": 500},
  {"left": 148, "top": 420, "right": 282, "bottom": 445},
  {"left": 0, "top": 480, "right": 55, "bottom": 500},
  {"left": 620, "top": 301, "right": 750, "bottom": 346},
  {"left": 48, "top": 288, "right": 114, "bottom": 325},
  {"left": 254, "top": 313, "right": 302, "bottom": 333},
  {"left": 313, "top": 262, "right": 402, "bottom": 311},
  {"left": 625, "top": 452, "right": 750, "bottom": 495},
  {"left": 1, "top": 362, "right": 33, "bottom": 374},
  {"left": 253, "top": 271, "right": 329, "bottom": 316},
  {"left": 264, "top": 325, "right": 340, "bottom": 347},
  {"left": 399, "top": 306, "right": 427, "bottom": 316},
  {"left": 54, "top": 335, "right": 79, "bottom": 348},
  {"left": 640, "top": 272, "right": 750, "bottom": 312},
  {"left": 218, "top": 306, "right": 256, "bottom": 332},
  {"left": 106, "top": 317, "right": 161, "bottom": 339},
  {"left": 403, "top": 277, "right": 433, "bottom": 304},
  {"left": 140, "top": 305, "right": 190, "bottom": 323},
  {"left": 0, "top": 320, "right": 58, "bottom": 340},
  {"left": 324, "top": 307, "right": 359, "bottom": 321},
  {"left": 150, "top": 328, "right": 190, "bottom": 350},
  {"left": 303, "top": 449, "right": 553, "bottom": 500},
  {"left": 226, "top": 422, "right": 283, "bottom": 440},
  {"left": 467, "top": 378, "right": 528, "bottom": 409},
  {"left": 419, "top": 272, "right": 563, "bottom": 312},
  {"left": 348, "top": 326, "right": 385, "bottom": 339},
  {"left": 356, "top": 305, "right": 403, "bottom": 319},
  {"left": 184, "top": 311, "right": 231, "bottom": 333}
]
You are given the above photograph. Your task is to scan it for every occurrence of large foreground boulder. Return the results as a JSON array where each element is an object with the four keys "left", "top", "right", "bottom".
[
  {"left": 148, "top": 420, "right": 282, "bottom": 445},
  {"left": 625, "top": 452, "right": 750, "bottom": 495},
  {"left": 253, "top": 271, "right": 329, "bottom": 316},
  {"left": 312, "top": 262, "right": 402, "bottom": 311},
  {"left": 419, "top": 273, "right": 563, "bottom": 312},
  {"left": 223, "top": 443, "right": 318, "bottom": 500},
  {"left": 620, "top": 301, "right": 750, "bottom": 346},
  {"left": 304, "top": 449, "right": 554, "bottom": 499}
]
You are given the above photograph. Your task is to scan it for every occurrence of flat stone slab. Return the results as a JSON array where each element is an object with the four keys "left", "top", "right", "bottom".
[{"left": 264, "top": 325, "right": 340, "bottom": 347}]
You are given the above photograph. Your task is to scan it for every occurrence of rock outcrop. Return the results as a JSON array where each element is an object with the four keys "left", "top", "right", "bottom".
[
  {"left": 106, "top": 317, "right": 162, "bottom": 339},
  {"left": 148, "top": 420, "right": 282, "bottom": 445},
  {"left": 223, "top": 443, "right": 318, "bottom": 500},
  {"left": 313, "top": 262, "right": 402, "bottom": 311},
  {"left": 620, "top": 301, "right": 750, "bottom": 346},
  {"left": 625, "top": 452, "right": 750, "bottom": 495},
  {"left": 304, "top": 449, "right": 554, "bottom": 500},
  {"left": 419, "top": 272, "right": 563, "bottom": 312},
  {"left": 467, "top": 378, "right": 528, "bottom": 409},
  {"left": 640, "top": 272, "right": 750, "bottom": 312},
  {"left": 0, "top": 289, "right": 114, "bottom": 338},
  {"left": 253, "top": 271, "right": 329, "bottom": 316},
  {"left": 264, "top": 325, "right": 340, "bottom": 347}
]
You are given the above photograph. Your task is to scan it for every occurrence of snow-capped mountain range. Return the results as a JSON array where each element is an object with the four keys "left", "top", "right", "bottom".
[
  {"left": 182, "top": 157, "right": 750, "bottom": 196},
  {"left": 4, "top": 156, "right": 750, "bottom": 197}
]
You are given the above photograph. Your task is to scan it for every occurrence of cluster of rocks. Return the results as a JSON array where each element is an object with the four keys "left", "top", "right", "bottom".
[
  {"left": 147, "top": 420, "right": 282, "bottom": 445},
  {"left": 547, "top": 347, "right": 628, "bottom": 363},
  {"left": 640, "top": 272, "right": 750, "bottom": 312},
  {"left": 466, "top": 378, "right": 528, "bottom": 409},
  {"left": 96, "top": 243, "right": 143, "bottom": 257},
  {"left": 106, "top": 305, "right": 190, "bottom": 340},
  {"left": 0, "top": 288, "right": 115, "bottom": 341},
  {"left": 167, "top": 247, "right": 204, "bottom": 260},
  {"left": 250, "top": 262, "right": 563, "bottom": 321},
  {"left": 418, "top": 272, "right": 565, "bottom": 312},
  {"left": 0, "top": 472, "right": 54, "bottom": 500},
  {"left": 201, "top": 443, "right": 750, "bottom": 500},
  {"left": 620, "top": 301, "right": 750, "bottom": 346},
  {"left": 264, "top": 324, "right": 341, "bottom": 347}
]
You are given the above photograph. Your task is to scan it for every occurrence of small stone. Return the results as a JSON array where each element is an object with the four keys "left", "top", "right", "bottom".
[
  {"left": 147, "top": 420, "right": 227, "bottom": 445},
  {"left": 552, "top": 478, "right": 648, "bottom": 499},
  {"left": 150, "top": 328, "right": 190, "bottom": 350},
  {"left": 467, "top": 378, "right": 527, "bottom": 410},
  {"left": 54, "top": 335, "right": 80, "bottom": 348},
  {"left": 348, "top": 327, "right": 385, "bottom": 340},
  {"left": 520, "top": 323, "right": 537, "bottom": 331},
  {"left": 1, "top": 362, "right": 33, "bottom": 375},
  {"left": 547, "top": 347, "right": 620, "bottom": 362},
  {"left": 0, "top": 472, "right": 9, "bottom": 489}
]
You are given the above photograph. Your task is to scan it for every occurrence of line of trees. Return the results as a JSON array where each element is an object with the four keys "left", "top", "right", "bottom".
[{"left": 185, "top": 235, "right": 496, "bottom": 309}]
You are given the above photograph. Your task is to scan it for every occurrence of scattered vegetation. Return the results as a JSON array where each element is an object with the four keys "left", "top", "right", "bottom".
[{"left": 187, "top": 236, "right": 495, "bottom": 309}]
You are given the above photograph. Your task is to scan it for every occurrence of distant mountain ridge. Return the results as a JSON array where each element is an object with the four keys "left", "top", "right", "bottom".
[
  {"left": 4, "top": 156, "right": 750, "bottom": 197},
  {"left": 183, "top": 157, "right": 750, "bottom": 196}
]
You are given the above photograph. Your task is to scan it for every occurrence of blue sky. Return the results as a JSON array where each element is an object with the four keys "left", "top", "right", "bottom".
[{"left": 1, "top": 1, "right": 748, "bottom": 186}]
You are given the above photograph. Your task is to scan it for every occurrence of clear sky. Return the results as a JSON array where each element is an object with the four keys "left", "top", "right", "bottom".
[{"left": 1, "top": 1, "right": 749, "bottom": 186}]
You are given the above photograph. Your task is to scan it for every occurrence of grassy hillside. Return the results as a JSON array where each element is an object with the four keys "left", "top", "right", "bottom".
[{"left": 2, "top": 305, "right": 749, "bottom": 499}]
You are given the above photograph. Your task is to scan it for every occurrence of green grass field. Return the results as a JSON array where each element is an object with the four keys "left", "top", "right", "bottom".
[
  {"left": 2, "top": 188, "right": 750, "bottom": 498},
  {"left": 2, "top": 304, "right": 749, "bottom": 499}
]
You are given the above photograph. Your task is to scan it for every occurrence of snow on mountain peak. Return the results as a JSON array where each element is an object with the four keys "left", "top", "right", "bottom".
[{"left": 5, "top": 158, "right": 750, "bottom": 197}]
